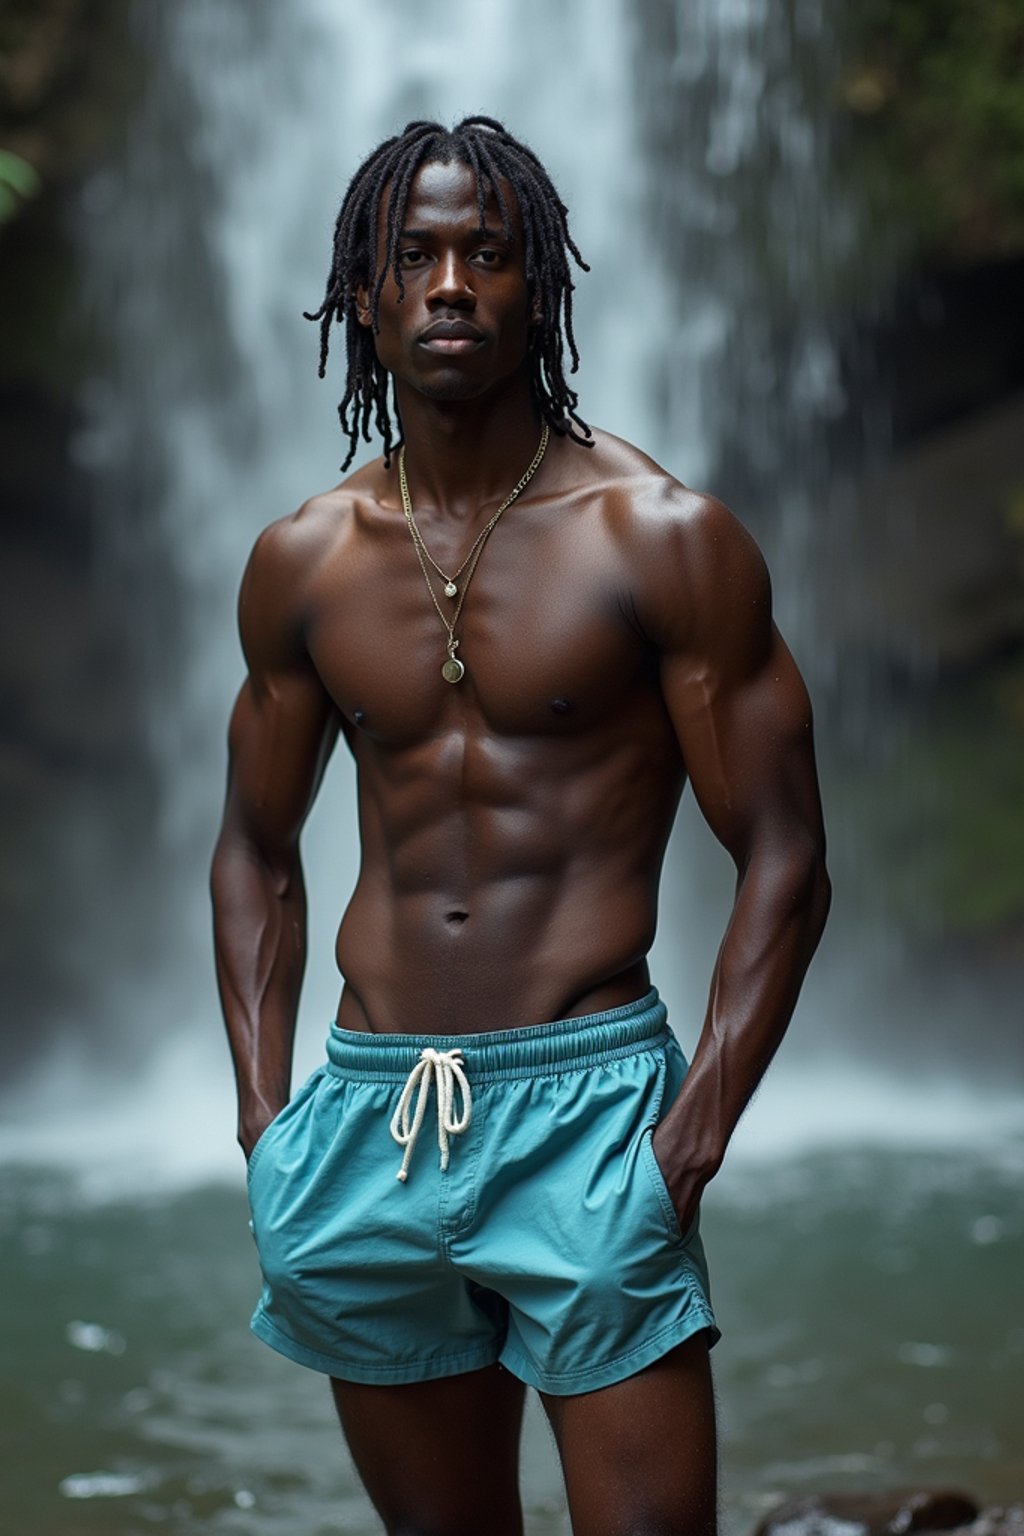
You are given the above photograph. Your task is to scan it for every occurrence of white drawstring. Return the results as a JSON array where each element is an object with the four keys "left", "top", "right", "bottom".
[{"left": 390, "top": 1047, "right": 473, "bottom": 1182}]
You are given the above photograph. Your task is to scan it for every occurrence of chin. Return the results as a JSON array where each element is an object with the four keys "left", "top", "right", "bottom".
[{"left": 414, "top": 374, "right": 488, "bottom": 402}]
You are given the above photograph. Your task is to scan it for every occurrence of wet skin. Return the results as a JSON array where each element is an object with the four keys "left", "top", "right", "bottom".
[{"left": 211, "top": 157, "right": 830, "bottom": 1535}]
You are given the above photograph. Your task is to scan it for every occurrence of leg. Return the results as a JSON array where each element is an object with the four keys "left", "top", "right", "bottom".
[
  {"left": 541, "top": 1332, "right": 717, "bottom": 1536},
  {"left": 331, "top": 1362, "right": 527, "bottom": 1536}
]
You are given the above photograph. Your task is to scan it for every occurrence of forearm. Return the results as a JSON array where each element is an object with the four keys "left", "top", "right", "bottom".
[
  {"left": 210, "top": 828, "right": 307, "bottom": 1149},
  {"left": 662, "top": 840, "right": 831, "bottom": 1177}
]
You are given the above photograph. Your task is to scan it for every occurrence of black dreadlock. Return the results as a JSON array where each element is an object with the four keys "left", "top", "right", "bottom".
[{"left": 303, "top": 115, "right": 593, "bottom": 470}]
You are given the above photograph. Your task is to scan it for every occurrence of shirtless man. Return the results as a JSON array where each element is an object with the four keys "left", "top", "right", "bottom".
[{"left": 211, "top": 116, "right": 830, "bottom": 1536}]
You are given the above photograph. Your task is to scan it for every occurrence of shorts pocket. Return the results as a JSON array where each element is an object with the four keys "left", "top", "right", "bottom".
[
  {"left": 639, "top": 1125, "right": 686, "bottom": 1242},
  {"left": 246, "top": 1107, "right": 288, "bottom": 1183},
  {"left": 245, "top": 1066, "right": 325, "bottom": 1185}
]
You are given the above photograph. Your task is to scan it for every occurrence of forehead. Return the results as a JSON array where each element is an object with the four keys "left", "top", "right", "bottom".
[{"left": 386, "top": 156, "right": 522, "bottom": 236}]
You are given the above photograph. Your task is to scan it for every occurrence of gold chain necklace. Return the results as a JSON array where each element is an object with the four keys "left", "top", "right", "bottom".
[{"left": 398, "top": 423, "right": 549, "bottom": 684}]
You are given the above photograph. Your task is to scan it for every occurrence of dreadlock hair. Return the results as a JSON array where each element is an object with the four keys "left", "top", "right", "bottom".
[{"left": 304, "top": 115, "right": 592, "bottom": 470}]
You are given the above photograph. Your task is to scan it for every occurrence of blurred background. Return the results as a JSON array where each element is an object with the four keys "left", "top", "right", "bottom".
[{"left": 1, "top": 2, "right": 1021, "bottom": 1533}]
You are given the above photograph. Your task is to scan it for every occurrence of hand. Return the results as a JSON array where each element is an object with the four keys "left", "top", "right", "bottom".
[
  {"left": 238, "top": 1110, "right": 282, "bottom": 1163},
  {"left": 651, "top": 1119, "right": 717, "bottom": 1236}
]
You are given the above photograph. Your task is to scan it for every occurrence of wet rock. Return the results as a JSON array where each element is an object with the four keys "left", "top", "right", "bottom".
[
  {"left": 755, "top": 1489, "right": 981, "bottom": 1536},
  {"left": 965, "top": 1510, "right": 1024, "bottom": 1536}
]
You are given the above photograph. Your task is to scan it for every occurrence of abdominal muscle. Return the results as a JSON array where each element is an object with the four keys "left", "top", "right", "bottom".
[
  {"left": 332, "top": 725, "right": 683, "bottom": 1036},
  {"left": 334, "top": 874, "right": 657, "bottom": 1036}
]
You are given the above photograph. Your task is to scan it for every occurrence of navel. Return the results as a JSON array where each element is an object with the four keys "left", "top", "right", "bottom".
[
  {"left": 445, "top": 910, "right": 469, "bottom": 926},
  {"left": 550, "top": 697, "right": 572, "bottom": 715},
  {"left": 353, "top": 709, "right": 366, "bottom": 727}
]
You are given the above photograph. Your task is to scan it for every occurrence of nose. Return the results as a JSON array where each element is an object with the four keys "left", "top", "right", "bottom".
[{"left": 425, "top": 249, "right": 475, "bottom": 310}]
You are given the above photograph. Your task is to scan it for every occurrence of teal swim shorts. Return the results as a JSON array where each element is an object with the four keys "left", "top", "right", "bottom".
[{"left": 246, "top": 989, "right": 718, "bottom": 1395}]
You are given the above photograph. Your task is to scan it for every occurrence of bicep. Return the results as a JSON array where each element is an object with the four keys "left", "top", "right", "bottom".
[
  {"left": 222, "top": 520, "right": 339, "bottom": 855},
  {"left": 224, "top": 665, "right": 338, "bottom": 856},
  {"left": 644, "top": 496, "right": 824, "bottom": 867},
  {"left": 663, "top": 627, "right": 824, "bottom": 867}
]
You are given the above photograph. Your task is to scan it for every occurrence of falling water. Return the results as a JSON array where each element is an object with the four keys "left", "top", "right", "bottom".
[
  {"left": 4, "top": 0, "right": 1019, "bottom": 1158},
  {"left": 33, "top": 0, "right": 682, "bottom": 1112}
]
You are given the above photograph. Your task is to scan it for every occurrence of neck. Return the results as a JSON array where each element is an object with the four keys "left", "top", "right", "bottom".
[{"left": 394, "top": 375, "right": 546, "bottom": 519}]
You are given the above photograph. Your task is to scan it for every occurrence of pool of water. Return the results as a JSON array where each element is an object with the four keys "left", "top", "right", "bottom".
[{"left": 4, "top": 1141, "right": 1022, "bottom": 1535}]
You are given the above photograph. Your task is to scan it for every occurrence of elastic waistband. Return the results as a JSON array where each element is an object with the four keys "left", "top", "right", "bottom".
[{"left": 326, "top": 989, "right": 668, "bottom": 1083}]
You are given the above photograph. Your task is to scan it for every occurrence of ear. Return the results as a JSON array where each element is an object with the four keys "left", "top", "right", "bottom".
[{"left": 354, "top": 283, "right": 373, "bottom": 328}]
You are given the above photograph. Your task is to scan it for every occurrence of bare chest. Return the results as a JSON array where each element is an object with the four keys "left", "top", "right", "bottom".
[{"left": 304, "top": 508, "right": 649, "bottom": 743}]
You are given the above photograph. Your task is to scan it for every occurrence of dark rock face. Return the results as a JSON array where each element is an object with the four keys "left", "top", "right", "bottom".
[
  {"left": 0, "top": 0, "right": 152, "bottom": 1072},
  {"left": 757, "top": 1493, "right": 1024, "bottom": 1536}
]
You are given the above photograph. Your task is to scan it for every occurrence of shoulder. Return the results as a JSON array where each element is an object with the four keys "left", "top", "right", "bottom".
[
  {"left": 237, "top": 465, "right": 380, "bottom": 667},
  {"left": 578, "top": 430, "right": 771, "bottom": 652},
  {"left": 241, "top": 452, "right": 390, "bottom": 606},
  {"left": 244, "top": 491, "right": 344, "bottom": 598}
]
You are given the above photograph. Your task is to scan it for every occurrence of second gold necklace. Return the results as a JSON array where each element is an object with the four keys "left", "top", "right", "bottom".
[{"left": 398, "top": 423, "right": 550, "bottom": 684}]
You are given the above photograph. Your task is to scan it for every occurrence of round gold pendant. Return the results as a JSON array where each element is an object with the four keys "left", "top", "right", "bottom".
[{"left": 441, "top": 657, "right": 465, "bottom": 684}]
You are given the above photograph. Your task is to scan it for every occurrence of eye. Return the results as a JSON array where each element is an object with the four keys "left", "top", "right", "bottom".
[
  {"left": 398, "top": 248, "right": 428, "bottom": 268},
  {"left": 473, "top": 247, "right": 504, "bottom": 267}
]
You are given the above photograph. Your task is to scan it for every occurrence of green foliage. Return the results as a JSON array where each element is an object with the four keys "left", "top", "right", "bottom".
[
  {"left": 0, "top": 148, "right": 41, "bottom": 222},
  {"left": 841, "top": 0, "right": 1024, "bottom": 262}
]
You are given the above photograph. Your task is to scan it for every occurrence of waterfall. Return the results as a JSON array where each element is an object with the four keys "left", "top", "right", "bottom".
[
  {"left": 6, "top": 0, "right": 1018, "bottom": 1177},
  {"left": 6, "top": 0, "right": 681, "bottom": 1166}
]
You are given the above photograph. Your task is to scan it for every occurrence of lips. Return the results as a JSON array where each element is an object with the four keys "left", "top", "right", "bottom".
[{"left": 418, "top": 319, "right": 485, "bottom": 343}]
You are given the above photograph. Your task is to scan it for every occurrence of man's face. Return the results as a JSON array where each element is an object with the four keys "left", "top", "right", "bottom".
[{"left": 358, "top": 157, "right": 533, "bottom": 404}]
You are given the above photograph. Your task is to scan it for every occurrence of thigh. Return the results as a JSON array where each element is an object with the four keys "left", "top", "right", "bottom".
[
  {"left": 541, "top": 1332, "right": 717, "bottom": 1536},
  {"left": 331, "top": 1362, "right": 527, "bottom": 1536}
]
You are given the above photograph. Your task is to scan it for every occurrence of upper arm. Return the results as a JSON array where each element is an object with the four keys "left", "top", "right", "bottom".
[
  {"left": 221, "top": 515, "right": 339, "bottom": 859},
  {"left": 639, "top": 491, "right": 825, "bottom": 870}
]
